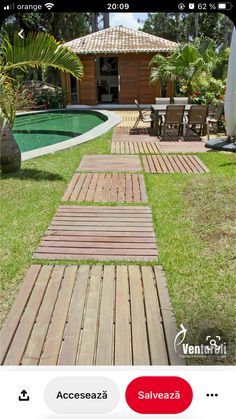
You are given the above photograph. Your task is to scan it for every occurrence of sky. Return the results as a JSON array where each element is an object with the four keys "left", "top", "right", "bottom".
[{"left": 109, "top": 13, "right": 148, "bottom": 29}]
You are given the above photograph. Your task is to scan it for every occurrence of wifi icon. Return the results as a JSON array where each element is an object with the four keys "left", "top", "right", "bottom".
[{"left": 45, "top": 3, "right": 54, "bottom": 9}]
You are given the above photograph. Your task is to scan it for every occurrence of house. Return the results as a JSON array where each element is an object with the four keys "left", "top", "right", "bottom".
[{"left": 61, "top": 26, "right": 178, "bottom": 105}]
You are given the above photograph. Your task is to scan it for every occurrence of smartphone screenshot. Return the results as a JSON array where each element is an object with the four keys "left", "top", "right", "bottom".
[{"left": 0, "top": 0, "right": 235, "bottom": 417}]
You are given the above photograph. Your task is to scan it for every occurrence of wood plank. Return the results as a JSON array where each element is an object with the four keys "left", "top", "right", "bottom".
[
  {"left": 35, "top": 205, "right": 158, "bottom": 262},
  {"left": 109, "top": 173, "right": 118, "bottom": 202},
  {"left": 39, "top": 265, "right": 77, "bottom": 365},
  {"left": 96, "top": 266, "right": 115, "bottom": 365},
  {"left": 124, "top": 173, "right": 132, "bottom": 202},
  {"left": 4, "top": 265, "right": 53, "bottom": 365},
  {"left": 70, "top": 173, "right": 86, "bottom": 201},
  {"left": 58, "top": 265, "right": 90, "bottom": 365},
  {"left": 44, "top": 236, "right": 156, "bottom": 243},
  {"left": 116, "top": 174, "right": 124, "bottom": 202},
  {"left": 101, "top": 173, "right": 112, "bottom": 202},
  {"left": 143, "top": 155, "right": 208, "bottom": 174},
  {"left": 139, "top": 174, "right": 148, "bottom": 202},
  {"left": 115, "top": 266, "right": 132, "bottom": 364},
  {"left": 78, "top": 266, "right": 102, "bottom": 364},
  {"left": 85, "top": 173, "right": 99, "bottom": 201},
  {"left": 76, "top": 173, "right": 93, "bottom": 201},
  {"left": 0, "top": 265, "right": 42, "bottom": 364},
  {"left": 129, "top": 266, "right": 150, "bottom": 364},
  {"left": 92, "top": 173, "right": 105, "bottom": 201},
  {"left": 21, "top": 265, "right": 65, "bottom": 365},
  {"left": 173, "top": 155, "right": 188, "bottom": 173},
  {"left": 78, "top": 155, "right": 141, "bottom": 172},
  {"left": 63, "top": 174, "right": 147, "bottom": 203},
  {"left": 142, "top": 156, "right": 150, "bottom": 172},
  {"left": 191, "top": 155, "right": 209, "bottom": 173},
  {"left": 141, "top": 266, "right": 168, "bottom": 364},
  {"left": 154, "top": 266, "right": 185, "bottom": 365},
  {"left": 62, "top": 174, "right": 79, "bottom": 201},
  {"left": 132, "top": 173, "right": 141, "bottom": 202}
]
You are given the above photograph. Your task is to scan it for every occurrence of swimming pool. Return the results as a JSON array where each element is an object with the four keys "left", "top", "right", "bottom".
[{"left": 13, "top": 110, "right": 107, "bottom": 153}]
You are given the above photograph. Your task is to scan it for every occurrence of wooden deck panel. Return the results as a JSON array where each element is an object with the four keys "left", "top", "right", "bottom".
[
  {"left": 63, "top": 173, "right": 147, "bottom": 203},
  {"left": 34, "top": 206, "right": 158, "bottom": 262},
  {"left": 143, "top": 155, "right": 209, "bottom": 173},
  {"left": 111, "top": 141, "right": 160, "bottom": 154},
  {"left": 1, "top": 265, "right": 183, "bottom": 366},
  {"left": 156, "top": 141, "right": 207, "bottom": 153},
  {"left": 78, "top": 155, "right": 142, "bottom": 172}
]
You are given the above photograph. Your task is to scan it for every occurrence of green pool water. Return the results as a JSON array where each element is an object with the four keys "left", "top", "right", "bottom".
[{"left": 13, "top": 110, "right": 106, "bottom": 152}]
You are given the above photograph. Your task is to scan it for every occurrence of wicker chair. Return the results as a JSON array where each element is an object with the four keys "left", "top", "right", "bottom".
[
  {"left": 173, "top": 97, "right": 188, "bottom": 104},
  {"left": 160, "top": 105, "right": 185, "bottom": 140},
  {"left": 133, "top": 100, "right": 153, "bottom": 129},
  {"left": 155, "top": 97, "right": 171, "bottom": 105},
  {"left": 183, "top": 105, "right": 209, "bottom": 140}
]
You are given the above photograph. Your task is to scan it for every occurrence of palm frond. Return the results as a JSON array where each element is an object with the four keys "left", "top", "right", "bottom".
[{"left": 1, "top": 32, "right": 83, "bottom": 79}]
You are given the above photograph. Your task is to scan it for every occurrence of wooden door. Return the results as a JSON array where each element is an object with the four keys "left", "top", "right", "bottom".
[
  {"left": 79, "top": 55, "right": 96, "bottom": 105},
  {"left": 118, "top": 55, "right": 139, "bottom": 104}
]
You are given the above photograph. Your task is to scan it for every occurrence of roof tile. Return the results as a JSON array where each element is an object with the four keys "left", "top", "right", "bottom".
[{"left": 64, "top": 26, "right": 178, "bottom": 54}]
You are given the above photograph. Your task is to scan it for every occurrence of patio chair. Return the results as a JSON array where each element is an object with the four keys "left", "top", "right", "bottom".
[
  {"left": 207, "top": 101, "right": 225, "bottom": 133},
  {"left": 183, "top": 105, "right": 209, "bottom": 140},
  {"left": 159, "top": 105, "right": 185, "bottom": 140},
  {"left": 208, "top": 103, "right": 216, "bottom": 118},
  {"left": 155, "top": 97, "right": 171, "bottom": 105},
  {"left": 173, "top": 97, "right": 188, "bottom": 104},
  {"left": 133, "top": 100, "right": 153, "bottom": 129}
]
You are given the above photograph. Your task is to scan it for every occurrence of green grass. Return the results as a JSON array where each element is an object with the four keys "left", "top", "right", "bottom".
[
  {"left": 1, "top": 134, "right": 235, "bottom": 363},
  {"left": 0, "top": 130, "right": 111, "bottom": 326},
  {"left": 145, "top": 152, "right": 236, "bottom": 363}
]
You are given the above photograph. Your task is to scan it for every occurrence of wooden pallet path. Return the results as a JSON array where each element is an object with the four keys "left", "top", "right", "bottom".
[
  {"left": 111, "top": 141, "right": 160, "bottom": 154},
  {"left": 78, "top": 155, "right": 142, "bottom": 172},
  {"left": 143, "top": 155, "right": 209, "bottom": 174},
  {"left": 0, "top": 264, "right": 184, "bottom": 366},
  {"left": 34, "top": 206, "right": 158, "bottom": 261},
  {"left": 156, "top": 141, "right": 207, "bottom": 153},
  {"left": 63, "top": 173, "right": 147, "bottom": 203}
]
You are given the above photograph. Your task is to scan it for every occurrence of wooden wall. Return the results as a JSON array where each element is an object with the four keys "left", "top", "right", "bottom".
[{"left": 61, "top": 53, "right": 174, "bottom": 105}]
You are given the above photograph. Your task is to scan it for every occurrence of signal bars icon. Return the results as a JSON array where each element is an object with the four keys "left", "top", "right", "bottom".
[
  {"left": 4, "top": 4, "right": 15, "bottom": 10},
  {"left": 45, "top": 2, "right": 54, "bottom": 9}
]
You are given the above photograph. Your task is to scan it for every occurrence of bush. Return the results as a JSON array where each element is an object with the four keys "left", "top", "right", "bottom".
[
  {"left": 22, "top": 80, "right": 65, "bottom": 109},
  {"left": 189, "top": 78, "right": 225, "bottom": 105}
]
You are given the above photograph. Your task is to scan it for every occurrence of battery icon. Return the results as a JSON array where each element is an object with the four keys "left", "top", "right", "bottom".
[{"left": 217, "top": 2, "right": 233, "bottom": 9}]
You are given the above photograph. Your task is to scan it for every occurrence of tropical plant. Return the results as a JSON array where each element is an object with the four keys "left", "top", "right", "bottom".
[
  {"left": 149, "top": 37, "right": 228, "bottom": 99},
  {"left": 0, "top": 31, "right": 83, "bottom": 173}
]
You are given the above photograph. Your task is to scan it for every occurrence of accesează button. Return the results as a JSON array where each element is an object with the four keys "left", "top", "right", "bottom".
[
  {"left": 44, "top": 377, "right": 120, "bottom": 414},
  {"left": 125, "top": 376, "right": 193, "bottom": 414}
]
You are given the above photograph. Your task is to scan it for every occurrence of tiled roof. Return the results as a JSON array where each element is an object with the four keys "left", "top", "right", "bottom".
[{"left": 64, "top": 26, "right": 178, "bottom": 54}]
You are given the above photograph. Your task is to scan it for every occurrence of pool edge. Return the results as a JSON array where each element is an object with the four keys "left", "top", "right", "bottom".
[{"left": 20, "top": 110, "right": 121, "bottom": 161}]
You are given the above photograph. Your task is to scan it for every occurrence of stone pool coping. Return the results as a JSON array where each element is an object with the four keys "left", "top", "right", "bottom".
[{"left": 18, "top": 109, "right": 122, "bottom": 161}]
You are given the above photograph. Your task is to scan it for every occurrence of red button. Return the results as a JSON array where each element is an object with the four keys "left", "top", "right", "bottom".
[{"left": 125, "top": 376, "right": 193, "bottom": 414}]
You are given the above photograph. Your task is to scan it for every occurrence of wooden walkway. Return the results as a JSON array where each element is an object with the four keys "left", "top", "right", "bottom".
[
  {"left": 78, "top": 155, "right": 142, "bottom": 172},
  {"left": 156, "top": 141, "right": 207, "bottom": 153},
  {"left": 63, "top": 173, "right": 147, "bottom": 203},
  {"left": 34, "top": 206, "right": 158, "bottom": 261},
  {"left": 112, "top": 141, "right": 160, "bottom": 154},
  {"left": 143, "top": 155, "right": 209, "bottom": 174},
  {"left": 0, "top": 264, "right": 183, "bottom": 366}
]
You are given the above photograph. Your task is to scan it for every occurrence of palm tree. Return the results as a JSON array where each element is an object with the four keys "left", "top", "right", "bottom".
[
  {"left": 149, "top": 38, "right": 220, "bottom": 98},
  {"left": 0, "top": 32, "right": 84, "bottom": 173}
]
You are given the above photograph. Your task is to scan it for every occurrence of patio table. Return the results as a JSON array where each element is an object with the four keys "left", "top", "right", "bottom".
[{"left": 151, "top": 104, "right": 191, "bottom": 135}]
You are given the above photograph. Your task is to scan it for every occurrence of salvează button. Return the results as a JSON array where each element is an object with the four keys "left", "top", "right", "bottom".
[
  {"left": 44, "top": 377, "right": 120, "bottom": 414},
  {"left": 125, "top": 376, "right": 193, "bottom": 414}
]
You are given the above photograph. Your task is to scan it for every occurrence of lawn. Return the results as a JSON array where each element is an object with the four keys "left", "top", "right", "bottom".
[{"left": 0, "top": 133, "right": 235, "bottom": 364}]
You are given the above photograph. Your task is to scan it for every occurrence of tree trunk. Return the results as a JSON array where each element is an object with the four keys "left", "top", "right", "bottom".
[{"left": 0, "top": 120, "right": 21, "bottom": 173}]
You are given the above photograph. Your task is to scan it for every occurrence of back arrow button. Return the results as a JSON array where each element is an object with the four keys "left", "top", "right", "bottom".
[{"left": 18, "top": 29, "right": 24, "bottom": 39}]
